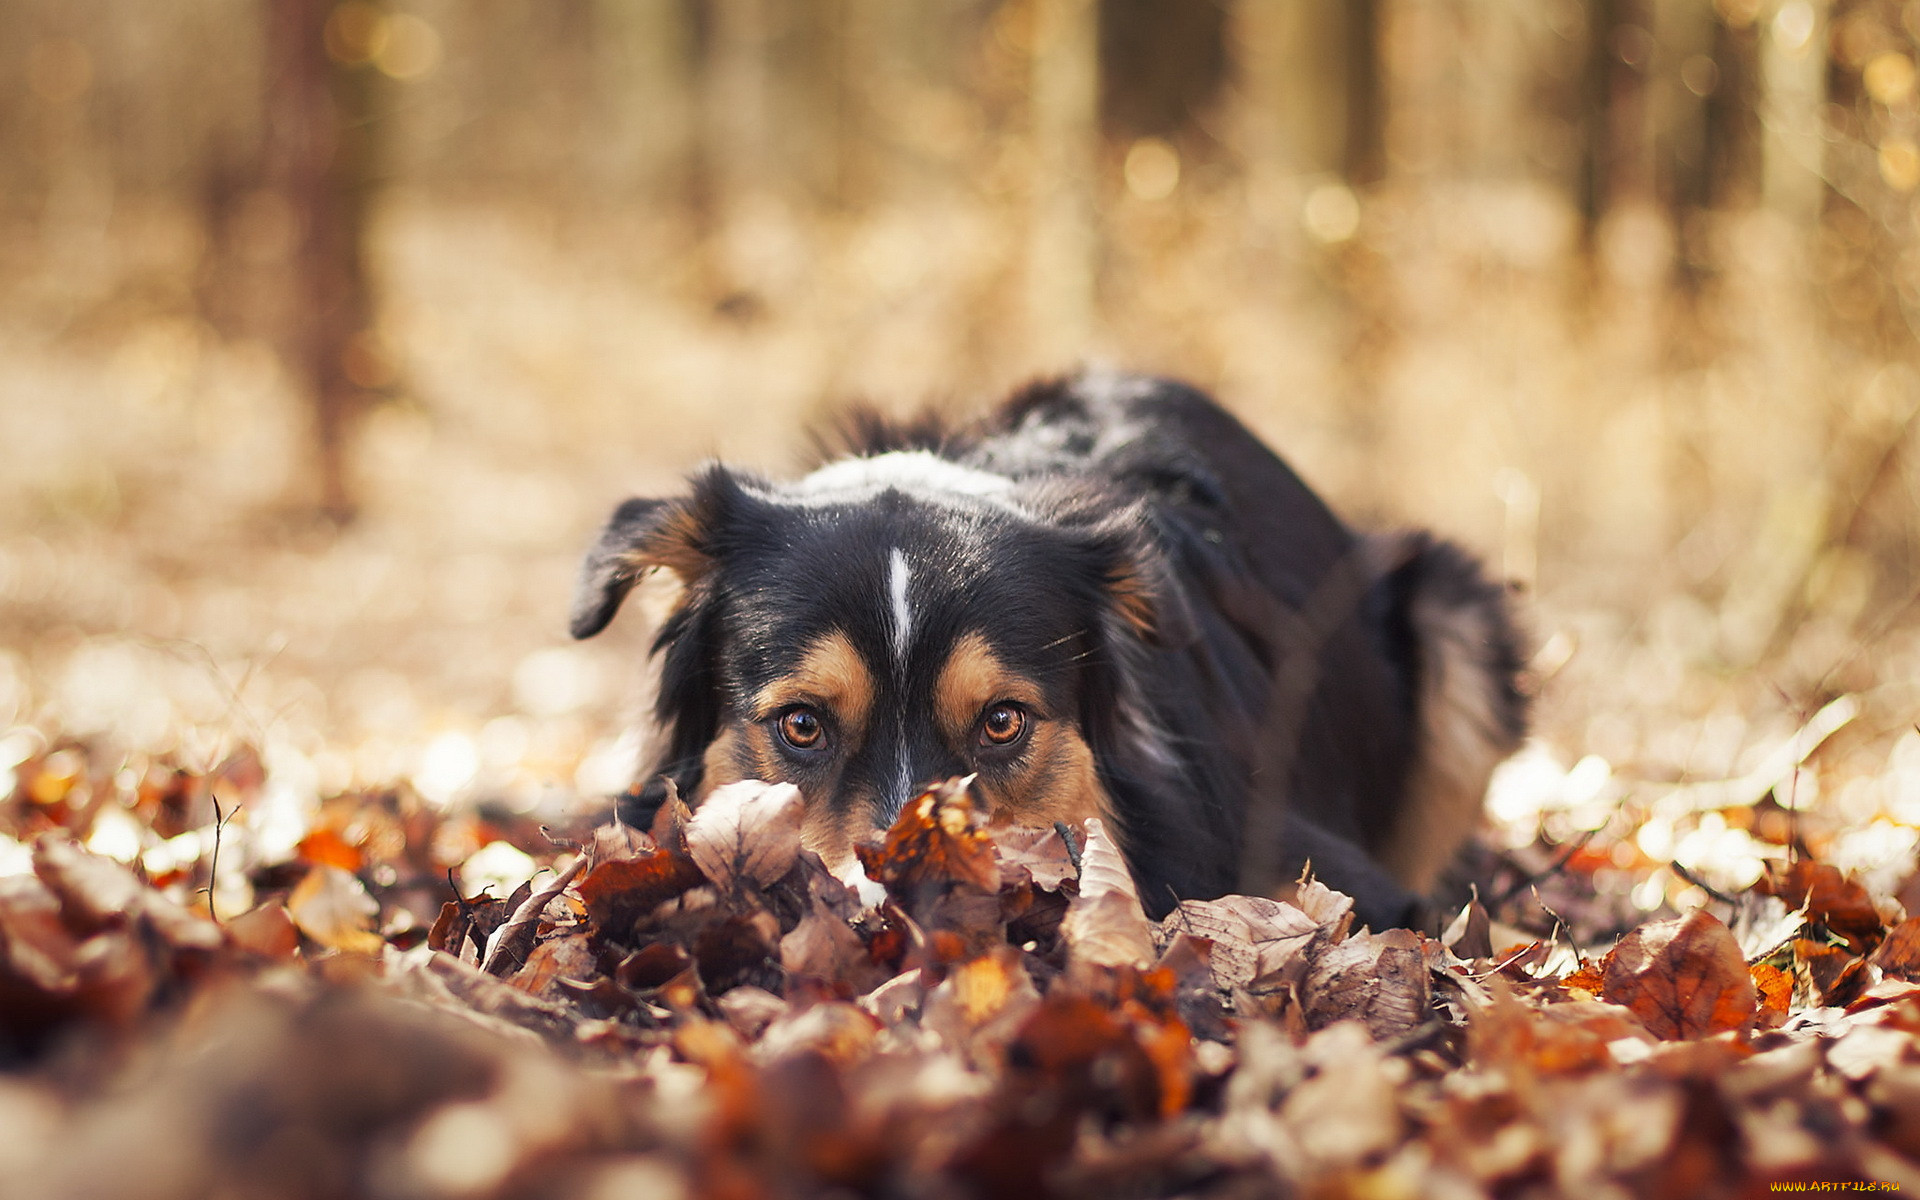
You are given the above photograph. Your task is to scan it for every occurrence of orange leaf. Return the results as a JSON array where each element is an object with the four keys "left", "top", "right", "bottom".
[
  {"left": 578, "top": 849, "right": 706, "bottom": 941},
  {"left": 1751, "top": 962, "right": 1792, "bottom": 1021},
  {"left": 856, "top": 778, "right": 998, "bottom": 896},
  {"left": 1600, "top": 910, "right": 1756, "bottom": 1040},
  {"left": 296, "top": 828, "right": 364, "bottom": 873}
]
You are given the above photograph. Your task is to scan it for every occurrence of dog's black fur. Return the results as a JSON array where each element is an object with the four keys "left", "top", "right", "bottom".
[{"left": 572, "top": 372, "right": 1526, "bottom": 929}]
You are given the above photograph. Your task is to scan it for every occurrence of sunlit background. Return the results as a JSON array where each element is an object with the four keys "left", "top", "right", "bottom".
[{"left": 5, "top": 0, "right": 1920, "bottom": 919}]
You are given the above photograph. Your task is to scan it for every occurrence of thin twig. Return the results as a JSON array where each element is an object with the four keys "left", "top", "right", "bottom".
[
  {"left": 1489, "top": 826, "right": 1598, "bottom": 911},
  {"left": 200, "top": 794, "right": 240, "bottom": 927},
  {"left": 1669, "top": 859, "right": 1738, "bottom": 907}
]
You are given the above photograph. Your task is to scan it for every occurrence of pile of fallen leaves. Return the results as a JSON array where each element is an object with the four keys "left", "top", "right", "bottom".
[{"left": 6, "top": 747, "right": 1920, "bottom": 1198}]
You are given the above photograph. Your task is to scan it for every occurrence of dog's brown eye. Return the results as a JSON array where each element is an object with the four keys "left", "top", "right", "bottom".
[
  {"left": 979, "top": 703, "right": 1027, "bottom": 747},
  {"left": 778, "top": 708, "right": 826, "bottom": 750}
]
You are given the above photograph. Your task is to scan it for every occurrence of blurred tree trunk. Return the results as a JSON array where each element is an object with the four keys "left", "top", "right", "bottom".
[
  {"left": 591, "top": 0, "right": 694, "bottom": 203},
  {"left": 262, "top": 0, "right": 379, "bottom": 524},
  {"left": 1649, "top": 0, "right": 1717, "bottom": 279},
  {"left": 1760, "top": 0, "right": 1829, "bottom": 226},
  {"left": 694, "top": 0, "right": 774, "bottom": 309},
  {"left": 1344, "top": 0, "right": 1384, "bottom": 184},
  {"left": 1028, "top": 0, "right": 1100, "bottom": 360}
]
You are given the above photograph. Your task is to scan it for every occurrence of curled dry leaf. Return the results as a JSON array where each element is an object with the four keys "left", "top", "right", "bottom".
[
  {"left": 1758, "top": 861, "right": 1887, "bottom": 954},
  {"left": 1872, "top": 917, "right": 1920, "bottom": 981},
  {"left": 577, "top": 847, "right": 707, "bottom": 943},
  {"left": 286, "top": 864, "right": 384, "bottom": 954},
  {"left": 991, "top": 824, "right": 1079, "bottom": 891},
  {"left": 1161, "top": 894, "right": 1330, "bottom": 991},
  {"left": 859, "top": 778, "right": 999, "bottom": 897},
  {"left": 685, "top": 780, "right": 805, "bottom": 891},
  {"left": 1062, "top": 818, "right": 1154, "bottom": 969},
  {"left": 1600, "top": 910, "right": 1756, "bottom": 1040},
  {"left": 1302, "top": 928, "right": 1432, "bottom": 1039},
  {"left": 226, "top": 902, "right": 300, "bottom": 961},
  {"left": 781, "top": 901, "right": 886, "bottom": 994}
]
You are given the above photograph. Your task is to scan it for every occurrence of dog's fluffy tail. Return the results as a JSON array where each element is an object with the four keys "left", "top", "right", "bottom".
[{"left": 1372, "top": 533, "right": 1528, "bottom": 893}]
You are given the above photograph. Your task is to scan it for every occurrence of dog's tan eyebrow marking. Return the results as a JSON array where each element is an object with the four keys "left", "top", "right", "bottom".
[
  {"left": 750, "top": 631, "right": 874, "bottom": 738},
  {"left": 934, "top": 631, "right": 1044, "bottom": 739}
]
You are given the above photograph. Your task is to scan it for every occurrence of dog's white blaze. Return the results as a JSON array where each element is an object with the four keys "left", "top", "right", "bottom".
[
  {"left": 886, "top": 547, "right": 915, "bottom": 812},
  {"left": 887, "top": 547, "right": 913, "bottom": 664}
]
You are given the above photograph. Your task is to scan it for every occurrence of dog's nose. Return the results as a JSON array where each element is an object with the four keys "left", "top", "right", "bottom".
[{"left": 872, "top": 739, "right": 966, "bottom": 827}]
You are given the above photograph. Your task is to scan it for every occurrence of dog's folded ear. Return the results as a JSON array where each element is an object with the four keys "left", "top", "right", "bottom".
[
  {"left": 1070, "top": 504, "right": 1196, "bottom": 649},
  {"left": 569, "top": 465, "right": 747, "bottom": 639}
]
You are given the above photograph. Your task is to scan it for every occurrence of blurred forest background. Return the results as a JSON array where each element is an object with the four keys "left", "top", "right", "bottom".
[{"left": 5, "top": 0, "right": 1920, "bottom": 894}]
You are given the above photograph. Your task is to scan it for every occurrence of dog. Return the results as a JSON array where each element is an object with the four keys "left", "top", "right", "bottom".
[{"left": 570, "top": 372, "right": 1526, "bottom": 929}]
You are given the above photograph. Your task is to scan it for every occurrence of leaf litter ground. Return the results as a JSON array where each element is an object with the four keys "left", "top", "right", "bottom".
[{"left": 6, "top": 739, "right": 1920, "bottom": 1198}]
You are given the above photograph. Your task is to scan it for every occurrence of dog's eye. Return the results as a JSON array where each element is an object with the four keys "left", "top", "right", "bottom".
[
  {"left": 777, "top": 707, "right": 827, "bottom": 750},
  {"left": 978, "top": 703, "right": 1028, "bottom": 747}
]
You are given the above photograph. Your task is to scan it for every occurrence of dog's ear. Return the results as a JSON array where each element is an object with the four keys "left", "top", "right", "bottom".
[
  {"left": 1070, "top": 504, "right": 1195, "bottom": 648},
  {"left": 569, "top": 465, "right": 747, "bottom": 639}
]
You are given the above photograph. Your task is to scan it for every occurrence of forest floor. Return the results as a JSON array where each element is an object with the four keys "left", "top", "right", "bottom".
[{"left": 7, "top": 196, "right": 1920, "bottom": 1197}]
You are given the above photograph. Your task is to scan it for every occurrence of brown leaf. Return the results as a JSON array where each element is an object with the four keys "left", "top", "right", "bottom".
[
  {"left": 991, "top": 823, "right": 1079, "bottom": 891},
  {"left": 1794, "top": 937, "right": 1873, "bottom": 1008},
  {"left": 756, "top": 1002, "right": 882, "bottom": 1068},
  {"left": 585, "top": 818, "right": 654, "bottom": 866},
  {"left": 685, "top": 780, "right": 804, "bottom": 891},
  {"left": 649, "top": 779, "right": 693, "bottom": 853},
  {"left": 922, "top": 945, "right": 1041, "bottom": 1055},
  {"left": 717, "top": 985, "right": 788, "bottom": 1039},
  {"left": 425, "top": 900, "right": 465, "bottom": 955},
  {"left": 1061, "top": 818, "right": 1154, "bottom": 968},
  {"left": 512, "top": 931, "right": 598, "bottom": 1000},
  {"left": 578, "top": 847, "right": 706, "bottom": 941},
  {"left": 781, "top": 902, "right": 887, "bottom": 994},
  {"left": 1873, "top": 917, "right": 1920, "bottom": 981},
  {"left": 225, "top": 902, "right": 300, "bottom": 961},
  {"left": 1442, "top": 897, "right": 1493, "bottom": 960},
  {"left": 1600, "top": 910, "right": 1756, "bottom": 1040},
  {"left": 1302, "top": 927, "right": 1432, "bottom": 1039},
  {"left": 1161, "top": 894, "right": 1330, "bottom": 990},
  {"left": 1758, "top": 860, "right": 1887, "bottom": 954},
  {"left": 286, "top": 864, "right": 384, "bottom": 954}
]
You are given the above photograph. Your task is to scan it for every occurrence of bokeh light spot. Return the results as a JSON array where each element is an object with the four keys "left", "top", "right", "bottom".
[
  {"left": 375, "top": 14, "right": 442, "bottom": 81},
  {"left": 1880, "top": 137, "right": 1920, "bottom": 191},
  {"left": 1123, "top": 138, "right": 1179, "bottom": 202},
  {"left": 1302, "top": 183, "right": 1360, "bottom": 244},
  {"left": 1865, "top": 53, "right": 1917, "bottom": 107}
]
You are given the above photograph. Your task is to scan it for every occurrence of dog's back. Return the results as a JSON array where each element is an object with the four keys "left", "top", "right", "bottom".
[{"left": 826, "top": 372, "right": 1526, "bottom": 924}]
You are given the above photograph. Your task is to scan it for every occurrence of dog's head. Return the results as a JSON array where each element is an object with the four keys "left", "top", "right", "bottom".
[{"left": 571, "top": 452, "right": 1177, "bottom": 866}]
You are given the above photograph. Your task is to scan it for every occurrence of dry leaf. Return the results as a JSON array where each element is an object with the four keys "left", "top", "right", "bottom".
[
  {"left": 286, "top": 864, "right": 383, "bottom": 954},
  {"left": 1062, "top": 818, "right": 1154, "bottom": 968},
  {"left": 1873, "top": 917, "right": 1920, "bottom": 981},
  {"left": 1600, "top": 910, "right": 1756, "bottom": 1040},
  {"left": 685, "top": 780, "right": 804, "bottom": 891},
  {"left": 991, "top": 824, "right": 1079, "bottom": 891},
  {"left": 1752, "top": 962, "right": 1793, "bottom": 1024},
  {"left": 1758, "top": 861, "right": 1887, "bottom": 954},
  {"left": 225, "top": 902, "right": 300, "bottom": 960},
  {"left": 922, "top": 946, "right": 1041, "bottom": 1055},
  {"left": 859, "top": 778, "right": 999, "bottom": 897},
  {"left": 1302, "top": 928, "right": 1432, "bottom": 1039},
  {"left": 578, "top": 847, "right": 706, "bottom": 942}
]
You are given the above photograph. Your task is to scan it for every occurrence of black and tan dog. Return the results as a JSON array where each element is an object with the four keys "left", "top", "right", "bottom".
[{"left": 571, "top": 372, "right": 1526, "bottom": 928}]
